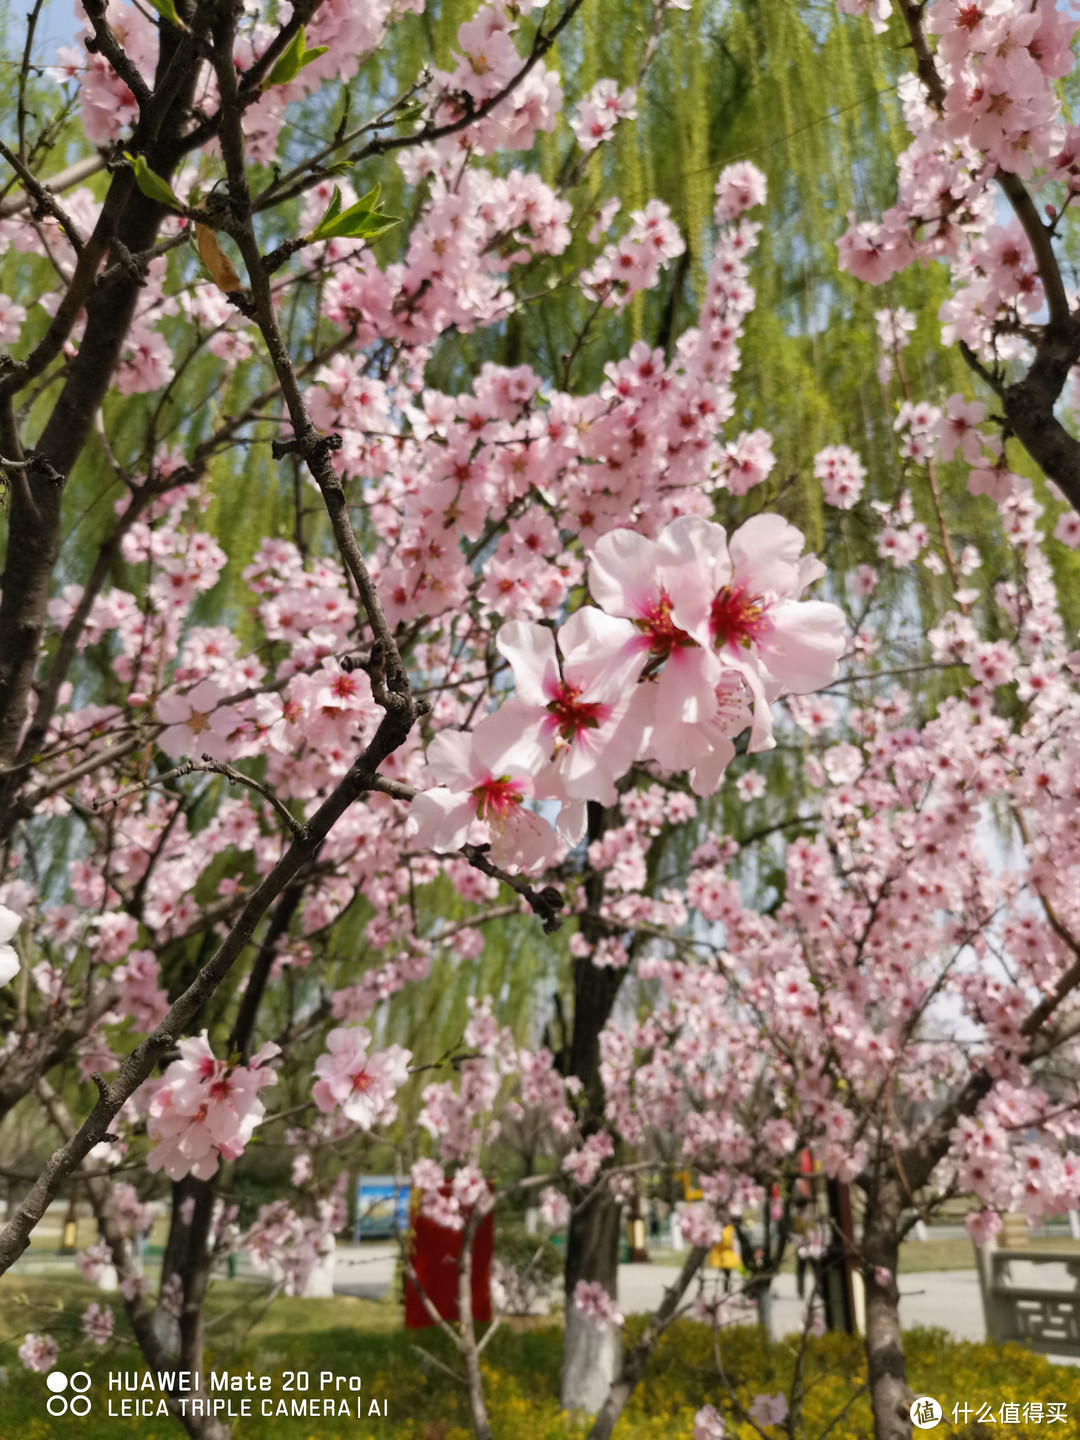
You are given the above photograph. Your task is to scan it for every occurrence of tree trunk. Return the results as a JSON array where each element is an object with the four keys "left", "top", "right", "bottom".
[
  {"left": 586, "top": 1246, "right": 708, "bottom": 1440},
  {"left": 754, "top": 1279, "right": 774, "bottom": 1339},
  {"left": 156, "top": 1176, "right": 229, "bottom": 1440},
  {"left": 458, "top": 1206, "right": 494, "bottom": 1440},
  {"left": 559, "top": 801, "right": 629, "bottom": 1411},
  {"left": 862, "top": 1181, "right": 913, "bottom": 1440},
  {"left": 0, "top": 15, "right": 200, "bottom": 818},
  {"left": 562, "top": 1190, "right": 623, "bottom": 1412}
]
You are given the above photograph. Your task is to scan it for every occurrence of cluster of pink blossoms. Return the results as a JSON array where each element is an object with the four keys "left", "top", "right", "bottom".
[
  {"left": 409, "top": 513, "right": 845, "bottom": 868},
  {"left": 18, "top": 1333, "right": 59, "bottom": 1373},
  {"left": 835, "top": 0, "right": 1077, "bottom": 368},
  {"left": 243, "top": 1186, "right": 347, "bottom": 1296},
  {"left": 312, "top": 1026, "right": 412, "bottom": 1129},
  {"left": 570, "top": 79, "right": 637, "bottom": 152},
  {"left": 144, "top": 1033, "right": 280, "bottom": 1181}
]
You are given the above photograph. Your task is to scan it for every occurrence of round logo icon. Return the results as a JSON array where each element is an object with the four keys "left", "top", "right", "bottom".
[
  {"left": 45, "top": 1371, "right": 91, "bottom": 1416},
  {"left": 911, "top": 1397, "right": 943, "bottom": 1430}
]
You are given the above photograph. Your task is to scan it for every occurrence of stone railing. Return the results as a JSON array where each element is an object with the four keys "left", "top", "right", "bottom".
[{"left": 974, "top": 1242, "right": 1080, "bottom": 1356}]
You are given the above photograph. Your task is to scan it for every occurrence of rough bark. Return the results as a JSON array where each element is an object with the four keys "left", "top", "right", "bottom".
[
  {"left": 862, "top": 1181, "right": 911, "bottom": 1440},
  {"left": 893, "top": 0, "right": 1080, "bottom": 514},
  {"left": 999, "top": 331, "right": 1080, "bottom": 516},
  {"left": 0, "top": 13, "right": 202, "bottom": 812},
  {"left": 561, "top": 1190, "right": 623, "bottom": 1412},
  {"left": 150, "top": 1176, "right": 229, "bottom": 1440},
  {"left": 751, "top": 1279, "right": 774, "bottom": 1339},
  {"left": 37, "top": 1080, "right": 226, "bottom": 1440},
  {"left": 560, "top": 800, "right": 627, "bottom": 1411},
  {"left": 585, "top": 1246, "right": 708, "bottom": 1440}
]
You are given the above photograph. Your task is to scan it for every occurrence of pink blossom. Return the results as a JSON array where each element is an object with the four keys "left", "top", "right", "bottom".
[
  {"left": 735, "top": 771, "right": 767, "bottom": 802},
  {"left": 562, "top": 1131, "right": 614, "bottom": 1185},
  {"left": 312, "top": 1026, "right": 411, "bottom": 1129},
  {"left": 585, "top": 526, "right": 725, "bottom": 773},
  {"left": 720, "top": 429, "right": 776, "bottom": 495},
  {"left": 82, "top": 1302, "right": 115, "bottom": 1345},
  {"left": 0, "top": 293, "right": 27, "bottom": 345},
  {"left": 0, "top": 903, "right": 21, "bottom": 987},
  {"left": 407, "top": 705, "right": 556, "bottom": 871},
  {"left": 814, "top": 445, "right": 867, "bottom": 510},
  {"left": 965, "top": 1210, "right": 1003, "bottom": 1246},
  {"left": 748, "top": 1392, "right": 789, "bottom": 1428},
  {"left": 571, "top": 79, "right": 636, "bottom": 152},
  {"left": 694, "top": 1406, "right": 726, "bottom": 1440},
  {"left": 18, "top": 1333, "right": 58, "bottom": 1372},
  {"left": 714, "top": 161, "right": 767, "bottom": 221},
  {"left": 852, "top": 564, "right": 878, "bottom": 597},
  {"left": 539, "top": 1186, "right": 570, "bottom": 1228},
  {"left": 146, "top": 1033, "right": 279, "bottom": 1181},
  {"left": 76, "top": 1243, "right": 112, "bottom": 1283},
  {"left": 495, "top": 610, "right": 652, "bottom": 824},
  {"left": 937, "top": 394, "right": 987, "bottom": 464},
  {"left": 411, "top": 1158, "right": 445, "bottom": 1194},
  {"left": 657, "top": 514, "right": 846, "bottom": 751},
  {"left": 573, "top": 1279, "right": 624, "bottom": 1328},
  {"left": 156, "top": 679, "right": 242, "bottom": 762}
]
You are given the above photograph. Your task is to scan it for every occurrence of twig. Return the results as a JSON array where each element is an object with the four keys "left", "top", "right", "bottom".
[
  {"left": 92, "top": 756, "right": 305, "bottom": 838},
  {"left": 460, "top": 844, "right": 566, "bottom": 933},
  {"left": 0, "top": 153, "right": 106, "bottom": 218},
  {"left": 0, "top": 140, "right": 86, "bottom": 252}
]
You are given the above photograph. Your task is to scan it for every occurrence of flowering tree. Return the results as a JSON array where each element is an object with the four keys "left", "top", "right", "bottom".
[{"left": 3, "top": 2, "right": 1080, "bottom": 1440}]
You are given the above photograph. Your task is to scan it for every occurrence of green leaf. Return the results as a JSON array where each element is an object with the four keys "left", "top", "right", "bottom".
[
  {"left": 146, "top": 0, "right": 187, "bottom": 30},
  {"left": 319, "top": 186, "right": 344, "bottom": 229},
  {"left": 267, "top": 26, "right": 329, "bottom": 88},
  {"left": 123, "top": 152, "right": 182, "bottom": 211},
  {"left": 308, "top": 183, "right": 400, "bottom": 243}
]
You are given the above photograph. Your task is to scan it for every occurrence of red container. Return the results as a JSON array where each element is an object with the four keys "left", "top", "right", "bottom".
[{"left": 403, "top": 1189, "right": 493, "bottom": 1328}]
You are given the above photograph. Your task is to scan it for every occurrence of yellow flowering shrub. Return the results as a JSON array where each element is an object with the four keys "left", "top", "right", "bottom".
[{"left": 5, "top": 1319, "right": 1080, "bottom": 1438}]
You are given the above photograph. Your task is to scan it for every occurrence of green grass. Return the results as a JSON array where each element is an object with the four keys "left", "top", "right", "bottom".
[
  {"left": 4, "top": 1254, "right": 1080, "bottom": 1439},
  {"left": 1, "top": 1301, "right": 1079, "bottom": 1440}
]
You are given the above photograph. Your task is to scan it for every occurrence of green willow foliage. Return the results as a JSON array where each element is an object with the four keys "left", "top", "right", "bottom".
[{"left": 4, "top": 0, "right": 1077, "bottom": 1079}]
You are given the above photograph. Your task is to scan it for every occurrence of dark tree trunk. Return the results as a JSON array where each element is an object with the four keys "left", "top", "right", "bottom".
[
  {"left": 862, "top": 1180, "right": 913, "bottom": 1440},
  {"left": 0, "top": 13, "right": 200, "bottom": 819},
  {"left": 562, "top": 1189, "right": 623, "bottom": 1411},
  {"left": 560, "top": 801, "right": 628, "bottom": 1411},
  {"left": 155, "top": 1176, "right": 229, "bottom": 1440}
]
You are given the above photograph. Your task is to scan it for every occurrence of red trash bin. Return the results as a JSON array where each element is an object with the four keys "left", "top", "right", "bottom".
[{"left": 403, "top": 1187, "right": 493, "bottom": 1328}]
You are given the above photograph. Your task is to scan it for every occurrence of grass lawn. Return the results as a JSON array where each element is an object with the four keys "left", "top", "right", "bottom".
[{"left": 2, "top": 1271, "right": 1080, "bottom": 1439}]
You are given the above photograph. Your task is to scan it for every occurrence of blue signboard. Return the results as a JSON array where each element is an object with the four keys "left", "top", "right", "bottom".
[{"left": 354, "top": 1175, "right": 410, "bottom": 1240}]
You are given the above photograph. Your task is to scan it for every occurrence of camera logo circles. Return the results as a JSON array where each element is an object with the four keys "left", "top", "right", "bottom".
[{"left": 46, "top": 1370, "right": 92, "bottom": 1415}]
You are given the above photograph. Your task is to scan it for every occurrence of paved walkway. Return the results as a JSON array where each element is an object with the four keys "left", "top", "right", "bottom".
[
  {"left": 328, "top": 1244, "right": 988, "bottom": 1340},
  {"left": 617, "top": 1265, "right": 986, "bottom": 1341}
]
